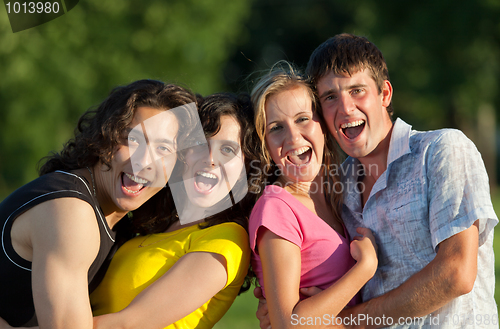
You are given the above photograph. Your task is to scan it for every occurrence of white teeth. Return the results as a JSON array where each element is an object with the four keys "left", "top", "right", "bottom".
[
  {"left": 123, "top": 186, "right": 141, "bottom": 194},
  {"left": 340, "top": 120, "right": 365, "bottom": 129},
  {"left": 197, "top": 171, "right": 217, "bottom": 180},
  {"left": 125, "top": 173, "right": 149, "bottom": 184},
  {"left": 288, "top": 147, "right": 310, "bottom": 156}
]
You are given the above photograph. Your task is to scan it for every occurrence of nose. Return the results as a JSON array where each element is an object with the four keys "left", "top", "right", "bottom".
[
  {"left": 132, "top": 143, "right": 154, "bottom": 174},
  {"left": 285, "top": 125, "right": 302, "bottom": 146},
  {"left": 338, "top": 93, "right": 355, "bottom": 115},
  {"left": 202, "top": 141, "right": 217, "bottom": 167}
]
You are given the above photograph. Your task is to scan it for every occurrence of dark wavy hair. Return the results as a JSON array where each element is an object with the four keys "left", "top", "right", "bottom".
[
  {"left": 197, "top": 93, "right": 261, "bottom": 230},
  {"left": 39, "top": 80, "right": 196, "bottom": 174},
  {"left": 134, "top": 92, "right": 260, "bottom": 294},
  {"left": 39, "top": 79, "right": 197, "bottom": 224}
]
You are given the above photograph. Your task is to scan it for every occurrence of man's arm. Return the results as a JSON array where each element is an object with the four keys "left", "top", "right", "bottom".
[
  {"left": 28, "top": 198, "right": 100, "bottom": 329},
  {"left": 340, "top": 220, "right": 479, "bottom": 329}
]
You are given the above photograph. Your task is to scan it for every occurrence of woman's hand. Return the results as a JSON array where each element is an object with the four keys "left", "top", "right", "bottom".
[
  {"left": 254, "top": 286, "right": 271, "bottom": 329},
  {"left": 350, "top": 227, "right": 378, "bottom": 278}
]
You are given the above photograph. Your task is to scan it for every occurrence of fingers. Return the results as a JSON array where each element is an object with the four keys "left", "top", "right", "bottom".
[
  {"left": 256, "top": 299, "right": 271, "bottom": 329},
  {"left": 356, "top": 227, "right": 372, "bottom": 236},
  {"left": 254, "top": 285, "right": 263, "bottom": 299},
  {"left": 355, "top": 227, "right": 377, "bottom": 250},
  {"left": 255, "top": 286, "right": 271, "bottom": 329},
  {"left": 299, "top": 286, "right": 323, "bottom": 297}
]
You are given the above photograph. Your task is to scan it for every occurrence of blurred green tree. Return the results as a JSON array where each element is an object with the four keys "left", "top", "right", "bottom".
[
  {"left": 225, "top": 0, "right": 500, "bottom": 129},
  {"left": 0, "top": 0, "right": 252, "bottom": 198}
]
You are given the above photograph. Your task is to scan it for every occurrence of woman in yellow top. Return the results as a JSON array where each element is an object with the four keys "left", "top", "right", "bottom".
[{"left": 89, "top": 93, "right": 260, "bottom": 329}]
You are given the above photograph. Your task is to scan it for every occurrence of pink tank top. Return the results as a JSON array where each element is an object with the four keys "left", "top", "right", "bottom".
[{"left": 249, "top": 185, "right": 358, "bottom": 305}]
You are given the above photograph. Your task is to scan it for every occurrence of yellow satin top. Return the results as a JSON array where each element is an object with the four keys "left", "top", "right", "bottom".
[{"left": 90, "top": 222, "right": 250, "bottom": 329}]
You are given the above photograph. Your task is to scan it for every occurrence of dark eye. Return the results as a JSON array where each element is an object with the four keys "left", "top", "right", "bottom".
[
  {"left": 297, "top": 117, "right": 309, "bottom": 123},
  {"left": 221, "top": 145, "right": 235, "bottom": 155},
  {"left": 269, "top": 125, "right": 282, "bottom": 133},
  {"left": 157, "top": 145, "right": 173, "bottom": 155}
]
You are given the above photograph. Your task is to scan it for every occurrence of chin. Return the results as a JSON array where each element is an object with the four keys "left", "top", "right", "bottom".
[{"left": 118, "top": 198, "right": 147, "bottom": 212}]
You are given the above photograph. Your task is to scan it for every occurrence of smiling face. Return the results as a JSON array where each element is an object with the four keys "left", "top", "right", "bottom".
[
  {"left": 182, "top": 115, "right": 245, "bottom": 209},
  {"left": 264, "top": 85, "right": 325, "bottom": 184},
  {"left": 98, "top": 106, "right": 179, "bottom": 213},
  {"left": 316, "top": 69, "right": 393, "bottom": 161}
]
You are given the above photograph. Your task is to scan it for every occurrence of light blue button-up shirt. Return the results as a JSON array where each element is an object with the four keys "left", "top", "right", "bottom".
[{"left": 342, "top": 118, "right": 498, "bottom": 328}]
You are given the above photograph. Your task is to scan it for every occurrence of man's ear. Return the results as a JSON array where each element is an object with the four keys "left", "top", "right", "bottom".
[{"left": 381, "top": 80, "right": 393, "bottom": 108}]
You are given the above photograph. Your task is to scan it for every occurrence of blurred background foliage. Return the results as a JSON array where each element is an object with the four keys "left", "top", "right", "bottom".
[
  {"left": 0, "top": 0, "right": 252, "bottom": 197},
  {"left": 1, "top": 0, "right": 499, "bottom": 198},
  {"left": 1, "top": 0, "right": 500, "bottom": 326},
  {"left": 222, "top": 0, "right": 500, "bottom": 187}
]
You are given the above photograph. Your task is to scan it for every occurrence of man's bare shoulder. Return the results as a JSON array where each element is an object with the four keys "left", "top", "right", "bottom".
[{"left": 12, "top": 198, "right": 100, "bottom": 262}]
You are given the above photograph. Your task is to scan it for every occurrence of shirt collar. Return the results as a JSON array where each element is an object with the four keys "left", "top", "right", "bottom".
[
  {"left": 387, "top": 118, "right": 412, "bottom": 167},
  {"left": 341, "top": 118, "right": 412, "bottom": 211},
  {"left": 340, "top": 156, "right": 362, "bottom": 210}
]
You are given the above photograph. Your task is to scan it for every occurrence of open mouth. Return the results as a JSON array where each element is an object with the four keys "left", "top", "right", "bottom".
[
  {"left": 122, "top": 172, "right": 150, "bottom": 194},
  {"left": 286, "top": 147, "right": 312, "bottom": 167},
  {"left": 341, "top": 120, "right": 365, "bottom": 140},
  {"left": 194, "top": 171, "right": 219, "bottom": 193}
]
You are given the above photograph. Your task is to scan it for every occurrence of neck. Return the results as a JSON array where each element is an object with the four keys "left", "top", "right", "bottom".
[
  {"left": 103, "top": 211, "right": 128, "bottom": 230},
  {"left": 72, "top": 167, "right": 127, "bottom": 230},
  {"left": 91, "top": 166, "right": 128, "bottom": 230},
  {"left": 358, "top": 123, "right": 394, "bottom": 184},
  {"left": 278, "top": 171, "right": 326, "bottom": 199},
  {"left": 179, "top": 204, "right": 206, "bottom": 224},
  {"left": 99, "top": 199, "right": 128, "bottom": 230}
]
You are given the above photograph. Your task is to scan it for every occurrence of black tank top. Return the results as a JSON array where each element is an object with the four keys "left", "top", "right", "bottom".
[{"left": 0, "top": 170, "right": 117, "bottom": 326}]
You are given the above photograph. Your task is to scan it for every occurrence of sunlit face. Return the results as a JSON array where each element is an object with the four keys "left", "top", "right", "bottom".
[
  {"left": 182, "top": 115, "right": 245, "bottom": 209},
  {"left": 316, "top": 69, "right": 393, "bottom": 160},
  {"left": 264, "top": 85, "right": 325, "bottom": 183},
  {"left": 99, "top": 106, "right": 179, "bottom": 212}
]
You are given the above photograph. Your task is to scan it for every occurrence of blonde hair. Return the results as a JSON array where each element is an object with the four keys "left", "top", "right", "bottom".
[{"left": 250, "top": 61, "right": 343, "bottom": 223}]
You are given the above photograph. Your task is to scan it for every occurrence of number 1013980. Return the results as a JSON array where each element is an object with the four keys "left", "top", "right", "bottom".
[{"left": 5, "top": 2, "right": 60, "bottom": 14}]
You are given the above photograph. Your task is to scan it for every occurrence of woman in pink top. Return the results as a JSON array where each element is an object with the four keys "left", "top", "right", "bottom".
[{"left": 249, "top": 62, "right": 378, "bottom": 328}]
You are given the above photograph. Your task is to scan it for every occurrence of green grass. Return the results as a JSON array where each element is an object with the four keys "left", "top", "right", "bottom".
[
  {"left": 214, "top": 289, "right": 259, "bottom": 329},
  {"left": 215, "top": 192, "right": 500, "bottom": 327}
]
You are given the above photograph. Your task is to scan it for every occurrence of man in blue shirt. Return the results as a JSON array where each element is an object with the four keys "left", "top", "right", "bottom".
[{"left": 312, "top": 33, "right": 497, "bottom": 329}]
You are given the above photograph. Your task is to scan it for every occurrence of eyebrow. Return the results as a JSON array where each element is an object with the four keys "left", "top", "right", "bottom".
[
  {"left": 123, "top": 127, "right": 134, "bottom": 135},
  {"left": 153, "top": 138, "right": 176, "bottom": 145},
  {"left": 294, "top": 111, "right": 311, "bottom": 117},
  {"left": 210, "top": 139, "right": 240, "bottom": 148},
  {"left": 318, "top": 83, "right": 368, "bottom": 99},
  {"left": 224, "top": 140, "right": 240, "bottom": 148},
  {"left": 266, "top": 120, "right": 278, "bottom": 128},
  {"left": 266, "top": 111, "right": 311, "bottom": 127},
  {"left": 126, "top": 128, "right": 176, "bottom": 145}
]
